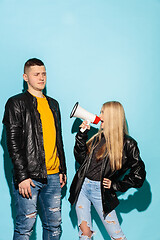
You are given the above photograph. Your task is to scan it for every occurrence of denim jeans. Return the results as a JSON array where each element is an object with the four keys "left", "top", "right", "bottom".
[
  {"left": 12, "top": 174, "right": 61, "bottom": 240},
  {"left": 76, "top": 178, "right": 127, "bottom": 240}
]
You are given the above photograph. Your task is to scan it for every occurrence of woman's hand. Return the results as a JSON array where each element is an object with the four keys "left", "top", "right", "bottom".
[
  {"left": 103, "top": 178, "right": 112, "bottom": 189},
  {"left": 79, "top": 121, "right": 90, "bottom": 131}
]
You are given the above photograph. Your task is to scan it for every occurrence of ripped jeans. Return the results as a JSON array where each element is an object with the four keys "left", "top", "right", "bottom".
[
  {"left": 76, "top": 178, "right": 127, "bottom": 240},
  {"left": 12, "top": 174, "right": 61, "bottom": 240}
]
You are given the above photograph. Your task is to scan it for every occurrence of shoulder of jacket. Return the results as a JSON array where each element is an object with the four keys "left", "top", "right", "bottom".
[
  {"left": 124, "top": 134, "right": 137, "bottom": 147},
  {"left": 6, "top": 92, "right": 27, "bottom": 106},
  {"left": 8, "top": 92, "right": 25, "bottom": 101},
  {"left": 46, "top": 95, "right": 58, "bottom": 105}
]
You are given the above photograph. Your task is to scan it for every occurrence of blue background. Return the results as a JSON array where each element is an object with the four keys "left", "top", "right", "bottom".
[{"left": 0, "top": 0, "right": 159, "bottom": 239}]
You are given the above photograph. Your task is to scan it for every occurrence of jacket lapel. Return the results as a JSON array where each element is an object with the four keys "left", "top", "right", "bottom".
[{"left": 101, "top": 155, "right": 117, "bottom": 179}]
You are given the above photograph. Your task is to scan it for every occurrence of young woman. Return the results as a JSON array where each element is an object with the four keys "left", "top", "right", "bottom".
[{"left": 69, "top": 101, "right": 146, "bottom": 240}]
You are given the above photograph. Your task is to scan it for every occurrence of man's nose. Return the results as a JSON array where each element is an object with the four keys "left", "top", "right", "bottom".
[{"left": 40, "top": 74, "right": 44, "bottom": 80}]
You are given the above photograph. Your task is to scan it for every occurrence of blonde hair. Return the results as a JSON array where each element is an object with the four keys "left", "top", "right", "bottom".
[{"left": 87, "top": 101, "right": 128, "bottom": 171}]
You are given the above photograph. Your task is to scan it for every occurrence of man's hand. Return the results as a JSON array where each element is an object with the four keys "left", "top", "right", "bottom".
[
  {"left": 18, "top": 178, "right": 35, "bottom": 198},
  {"left": 59, "top": 174, "right": 67, "bottom": 188}
]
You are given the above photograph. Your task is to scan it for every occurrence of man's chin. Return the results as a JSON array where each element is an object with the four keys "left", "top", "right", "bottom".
[{"left": 37, "top": 87, "right": 46, "bottom": 91}]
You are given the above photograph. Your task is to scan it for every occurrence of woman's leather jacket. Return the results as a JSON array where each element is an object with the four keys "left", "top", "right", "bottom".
[
  {"left": 69, "top": 131, "right": 146, "bottom": 215},
  {"left": 3, "top": 91, "right": 66, "bottom": 185}
]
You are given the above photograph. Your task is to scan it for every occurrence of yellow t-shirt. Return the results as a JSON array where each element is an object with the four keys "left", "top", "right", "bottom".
[{"left": 36, "top": 96, "right": 60, "bottom": 174}]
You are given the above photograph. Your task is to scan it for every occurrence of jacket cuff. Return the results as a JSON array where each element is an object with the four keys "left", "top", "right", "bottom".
[
  {"left": 77, "top": 128, "right": 89, "bottom": 138},
  {"left": 111, "top": 182, "right": 119, "bottom": 192}
]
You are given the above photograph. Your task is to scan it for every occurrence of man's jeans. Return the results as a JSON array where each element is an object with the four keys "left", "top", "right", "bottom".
[
  {"left": 76, "top": 178, "right": 127, "bottom": 240},
  {"left": 12, "top": 174, "right": 61, "bottom": 240}
]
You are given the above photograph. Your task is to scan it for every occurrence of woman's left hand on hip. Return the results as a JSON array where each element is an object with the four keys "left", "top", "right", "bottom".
[{"left": 103, "top": 178, "right": 112, "bottom": 189}]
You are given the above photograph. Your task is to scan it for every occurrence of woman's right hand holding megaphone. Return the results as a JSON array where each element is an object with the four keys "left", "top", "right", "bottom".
[
  {"left": 79, "top": 120, "right": 91, "bottom": 132},
  {"left": 70, "top": 102, "right": 101, "bottom": 132}
]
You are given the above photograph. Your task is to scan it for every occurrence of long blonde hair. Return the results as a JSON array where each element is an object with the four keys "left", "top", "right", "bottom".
[{"left": 87, "top": 101, "right": 128, "bottom": 171}]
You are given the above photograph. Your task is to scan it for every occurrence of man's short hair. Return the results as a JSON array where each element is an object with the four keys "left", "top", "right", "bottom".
[{"left": 24, "top": 58, "right": 45, "bottom": 73}]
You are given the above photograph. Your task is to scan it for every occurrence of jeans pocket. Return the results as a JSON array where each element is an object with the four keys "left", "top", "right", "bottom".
[{"left": 94, "top": 183, "right": 101, "bottom": 192}]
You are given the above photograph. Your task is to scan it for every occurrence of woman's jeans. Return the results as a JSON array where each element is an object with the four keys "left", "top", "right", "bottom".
[
  {"left": 76, "top": 178, "right": 127, "bottom": 240},
  {"left": 12, "top": 174, "right": 61, "bottom": 240}
]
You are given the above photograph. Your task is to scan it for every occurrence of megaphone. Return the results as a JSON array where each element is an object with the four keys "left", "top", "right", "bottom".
[{"left": 70, "top": 102, "right": 101, "bottom": 132}]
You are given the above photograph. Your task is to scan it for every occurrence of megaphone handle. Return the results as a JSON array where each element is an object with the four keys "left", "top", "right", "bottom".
[{"left": 80, "top": 120, "right": 90, "bottom": 133}]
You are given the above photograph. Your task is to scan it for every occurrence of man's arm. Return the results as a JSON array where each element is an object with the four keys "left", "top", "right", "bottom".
[
  {"left": 3, "top": 98, "right": 34, "bottom": 197},
  {"left": 54, "top": 100, "right": 67, "bottom": 174}
]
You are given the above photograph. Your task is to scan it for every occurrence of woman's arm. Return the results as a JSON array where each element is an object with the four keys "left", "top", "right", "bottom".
[
  {"left": 111, "top": 137, "right": 146, "bottom": 192},
  {"left": 74, "top": 130, "right": 89, "bottom": 165},
  {"left": 74, "top": 121, "right": 90, "bottom": 165}
]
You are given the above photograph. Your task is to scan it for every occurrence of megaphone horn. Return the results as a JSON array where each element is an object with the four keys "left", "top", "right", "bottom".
[{"left": 70, "top": 102, "right": 101, "bottom": 124}]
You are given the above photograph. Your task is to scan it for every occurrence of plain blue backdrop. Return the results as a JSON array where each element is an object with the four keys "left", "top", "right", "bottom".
[{"left": 0, "top": 0, "right": 159, "bottom": 239}]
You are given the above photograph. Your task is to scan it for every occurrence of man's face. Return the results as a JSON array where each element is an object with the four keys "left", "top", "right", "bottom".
[{"left": 23, "top": 65, "right": 46, "bottom": 92}]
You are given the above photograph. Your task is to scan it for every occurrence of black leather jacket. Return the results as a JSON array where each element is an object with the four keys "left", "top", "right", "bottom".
[
  {"left": 3, "top": 91, "right": 66, "bottom": 185},
  {"left": 69, "top": 131, "right": 146, "bottom": 215}
]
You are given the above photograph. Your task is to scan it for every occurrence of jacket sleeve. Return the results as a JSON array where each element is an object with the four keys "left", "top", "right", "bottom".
[
  {"left": 52, "top": 99, "right": 67, "bottom": 174},
  {"left": 74, "top": 130, "right": 88, "bottom": 165},
  {"left": 3, "top": 98, "right": 29, "bottom": 184},
  {"left": 111, "top": 138, "right": 146, "bottom": 192},
  {"left": 54, "top": 101, "right": 67, "bottom": 175}
]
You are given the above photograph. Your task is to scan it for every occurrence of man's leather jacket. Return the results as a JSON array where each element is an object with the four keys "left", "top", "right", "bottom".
[
  {"left": 3, "top": 91, "right": 66, "bottom": 185},
  {"left": 69, "top": 131, "right": 146, "bottom": 215}
]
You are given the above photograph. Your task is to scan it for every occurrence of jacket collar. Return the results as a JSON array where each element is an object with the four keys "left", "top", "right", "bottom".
[{"left": 24, "top": 90, "right": 45, "bottom": 107}]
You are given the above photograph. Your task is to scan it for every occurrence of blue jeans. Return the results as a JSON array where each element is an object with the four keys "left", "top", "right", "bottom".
[
  {"left": 12, "top": 174, "right": 61, "bottom": 240},
  {"left": 76, "top": 178, "right": 127, "bottom": 240}
]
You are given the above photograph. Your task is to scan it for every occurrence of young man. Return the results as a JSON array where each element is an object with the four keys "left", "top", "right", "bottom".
[{"left": 3, "top": 58, "right": 67, "bottom": 240}]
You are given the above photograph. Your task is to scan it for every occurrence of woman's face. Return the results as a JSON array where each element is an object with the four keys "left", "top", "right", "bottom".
[{"left": 99, "top": 107, "right": 105, "bottom": 129}]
